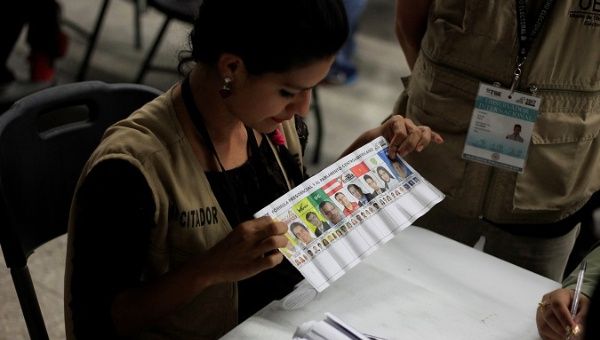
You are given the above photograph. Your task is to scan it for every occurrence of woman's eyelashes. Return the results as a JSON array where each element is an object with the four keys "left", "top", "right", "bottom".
[{"left": 279, "top": 89, "right": 296, "bottom": 98}]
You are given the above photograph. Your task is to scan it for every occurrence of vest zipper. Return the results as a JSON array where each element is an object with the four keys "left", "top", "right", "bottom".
[
  {"left": 527, "top": 84, "right": 600, "bottom": 96},
  {"left": 422, "top": 52, "right": 600, "bottom": 96}
]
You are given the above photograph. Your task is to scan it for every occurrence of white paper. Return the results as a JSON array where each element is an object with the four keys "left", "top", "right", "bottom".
[
  {"left": 293, "top": 313, "right": 370, "bottom": 340},
  {"left": 255, "top": 137, "right": 444, "bottom": 292}
]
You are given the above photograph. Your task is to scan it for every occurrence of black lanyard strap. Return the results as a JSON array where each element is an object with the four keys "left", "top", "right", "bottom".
[
  {"left": 181, "top": 76, "right": 228, "bottom": 173},
  {"left": 181, "top": 76, "right": 263, "bottom": 224},
  {"left": 511, "top": 0, "right": 556, "bottom": 94}
]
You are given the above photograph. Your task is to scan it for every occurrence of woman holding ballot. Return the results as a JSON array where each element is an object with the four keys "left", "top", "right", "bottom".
[{"left": 65, "top": 0, "right": 442, "bottom": 338}]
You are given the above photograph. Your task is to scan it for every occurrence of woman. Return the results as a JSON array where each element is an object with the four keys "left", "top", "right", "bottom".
[
  {"left": 391, "top": 159, "right": 410, "bottom": 179},
  {"left": 65, "top": 0, "right": 442, "bottom": 338},
  {"left": 376, "top": 165, "right": 399, "bottom": 190},
  {"left": 334, "top": 191, "right": 360, "bottom": 216}
]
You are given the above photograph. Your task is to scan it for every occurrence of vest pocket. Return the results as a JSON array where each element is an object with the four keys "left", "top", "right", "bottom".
[
  {"left": 514, "top": 103, "right": 600, "bottom": 213},
  {"left": 407, "top": 57, "right": 477, "bottom": 132},
  {"left": 431, "top": 0, "right": 467, "bottom": 31}
]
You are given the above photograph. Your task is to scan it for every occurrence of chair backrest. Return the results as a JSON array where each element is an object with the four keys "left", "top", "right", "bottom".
[{"left": 0, "top": 81, "right": 162, "bottom": 339}]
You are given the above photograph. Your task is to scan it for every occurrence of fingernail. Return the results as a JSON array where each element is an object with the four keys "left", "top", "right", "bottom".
[{"left": 416, "top": 145, "right": 423, "bottom": 152}]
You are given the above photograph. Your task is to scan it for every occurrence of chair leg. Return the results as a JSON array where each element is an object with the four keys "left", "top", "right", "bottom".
[
  {"left": 76, "top": 0, "right": 112, "bottom": 81},
  {"left": 134, "top": 0, "right": 146, "bottom": 50},
  {"left": 11, "top": 266, "right": 49, "bottom": 340},
  {"left": 311, "top": 87, "right": 323, "bottom": 164},
  {"left": 135, "top": 17, "right": 172, "bottom": 83}
]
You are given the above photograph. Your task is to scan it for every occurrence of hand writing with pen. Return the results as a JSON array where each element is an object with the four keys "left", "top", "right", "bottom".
[{"left": 536, "top": 288, "right": 590, "bottom": 340}]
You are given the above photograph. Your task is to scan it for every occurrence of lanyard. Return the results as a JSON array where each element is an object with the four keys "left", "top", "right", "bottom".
[
  {"left": 510, "top": 0, "right": 556, "bottom": 94},
  {"left": 181, "top": 76, "right": 261, "bottom": 224}
]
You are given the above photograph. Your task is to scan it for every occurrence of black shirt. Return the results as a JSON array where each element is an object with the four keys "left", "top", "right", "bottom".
[{"left": 70, "top": 127, "right": 307, "bottom": 337}]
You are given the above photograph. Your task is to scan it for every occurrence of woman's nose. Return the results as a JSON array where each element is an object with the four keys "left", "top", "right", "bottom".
[{"left": 287, "top": 90, "right": 312, "bottom": 118}]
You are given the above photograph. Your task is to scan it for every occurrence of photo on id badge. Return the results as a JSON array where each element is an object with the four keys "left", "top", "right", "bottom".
[{"left": 462, "top": 83, "right": 540, "bottom": 173}]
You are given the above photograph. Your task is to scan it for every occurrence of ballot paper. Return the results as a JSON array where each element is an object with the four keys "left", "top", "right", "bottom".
[
  {"left": 293, "top": 313, "right": 370, "bottom": 340},
  {"left": 255, "top": 137, "right": 444, "bottom": 292}
]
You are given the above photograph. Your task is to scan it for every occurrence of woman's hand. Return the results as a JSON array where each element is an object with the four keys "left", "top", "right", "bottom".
[
  {"left": 380, "top": 115, "right": 443, "bottom": 158},
  {"left": 194, "top": 216, "right": 288, "bottom": 286},
  {"left": 339, "top": 115, "right": 443, "bottom": 160},
  {"left": 536, "top": 288, "right": 590, "bottom": 340},
  {"left": 110, "top": 216, "right": 287, "bottom": 336}
]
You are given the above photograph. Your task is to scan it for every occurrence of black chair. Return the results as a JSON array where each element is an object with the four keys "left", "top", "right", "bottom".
[
  {"left": 75, "top": 0, "right": 327, "bottom": 162},
  {"left": 67, "top": 0, "right": 146, "bottom": 80},
  {"left": 0, "top": 81, "right": 162, "bottom": 339},
  {"left": 76, "top": 0, "right": 202, "bottom": 83}
]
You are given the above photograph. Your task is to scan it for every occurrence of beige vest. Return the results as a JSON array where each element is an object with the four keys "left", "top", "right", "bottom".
[
  {"left": 64, "top": 88, "right": 303, "bottom": 339},
  {"left": 397, "top": 0, "right": 600, "bottom": 223}
]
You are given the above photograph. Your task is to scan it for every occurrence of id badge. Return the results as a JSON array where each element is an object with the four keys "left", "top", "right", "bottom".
[{"left": 462, "top": 83, "right": 541, "bottom": 173}]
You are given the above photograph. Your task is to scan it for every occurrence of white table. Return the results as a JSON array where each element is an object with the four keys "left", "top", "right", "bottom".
[{"left": 221, "top": 226, "right": 560, "bottom": 339}]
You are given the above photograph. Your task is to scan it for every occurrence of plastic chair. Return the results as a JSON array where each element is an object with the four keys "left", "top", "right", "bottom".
[
  {"left": 76, "top": 0, "right": 202, "bottom": 82},
  {"left": 66, "top": 0, "right": 147, "bottom": 80},
  {"left": 0, "top": 81, "right": 162, "bottom": 339},
  {"left": 75, "top": 0, "right": 328, "bottom": 162}
]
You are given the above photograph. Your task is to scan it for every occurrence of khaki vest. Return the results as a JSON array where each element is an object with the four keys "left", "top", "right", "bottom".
[
  {"left": 64, "top": 88, "right": 303, "bottom": 339},
  {"left": 397, "top": 0, "right": 600, "bottom": 223}
]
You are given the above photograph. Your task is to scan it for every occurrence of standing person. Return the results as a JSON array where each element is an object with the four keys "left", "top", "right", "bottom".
[
  {"left": 0, "top": 0, "right": 68, "bottom": 102},
  {"left": 325, "top": 0, "right": 368, "bottom": 85},
  {"left": 393, "top": 0, "right": 600, "bottom": 281},
  {"left": 65, "top": 0, "right": 441, "bottom": 338}
]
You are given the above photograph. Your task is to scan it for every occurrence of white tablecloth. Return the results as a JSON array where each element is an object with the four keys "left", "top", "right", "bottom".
[{"left": 221, "top": 226, "right": 560, "bottom": 339}]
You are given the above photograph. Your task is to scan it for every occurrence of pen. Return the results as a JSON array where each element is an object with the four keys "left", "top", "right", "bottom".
[{"left": 570, "top": 260, "right": 587, "bottom": 318}]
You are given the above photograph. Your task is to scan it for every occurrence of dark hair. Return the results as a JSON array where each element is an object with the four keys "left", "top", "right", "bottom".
[
  {"left": 180, "top": 0, "right": 348, "bottom": 75},
  {"left": 319, "top": 200, "right": 335, "bottom": 211},
  {"left": 334, "top": 192, "right": 346, "bottom": 200},
  {"left": 347, "top": 184, "right": 364, "bottom": 194},
  {"left": 305, "top": 212, "right": 317, "bottom": 220},
  {"left": 376, "top": 166, "right": 393, "bottom": 180},
  {"left": 290, "top": 222, "right": 308, "bottom": 235},
  {"left": 363, "top": 174, "right": 374, "bottom": 182}
]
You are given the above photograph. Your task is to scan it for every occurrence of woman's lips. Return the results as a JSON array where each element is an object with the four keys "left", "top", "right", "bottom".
[{"left": 271, "top": 115, "right": 293, "bottom": 123}]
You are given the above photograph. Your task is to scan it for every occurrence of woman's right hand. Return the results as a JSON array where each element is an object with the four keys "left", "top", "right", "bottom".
[
  {"left": 195, "top": 216, "right": 289, "bottom": 285},
  {"left": 536, "top": 288, "right": 590, "bottom": 340},
  {"left": 110, "top": 216, "right": 287, "bottom": 336}
]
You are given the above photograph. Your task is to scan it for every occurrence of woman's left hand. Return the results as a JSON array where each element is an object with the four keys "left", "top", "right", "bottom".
[
  {"left": 339, "top": 115, "right": 443, "bottom": 160},
  {"left": 378, "top": 115, "right": 443, "bottom": 158}
]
